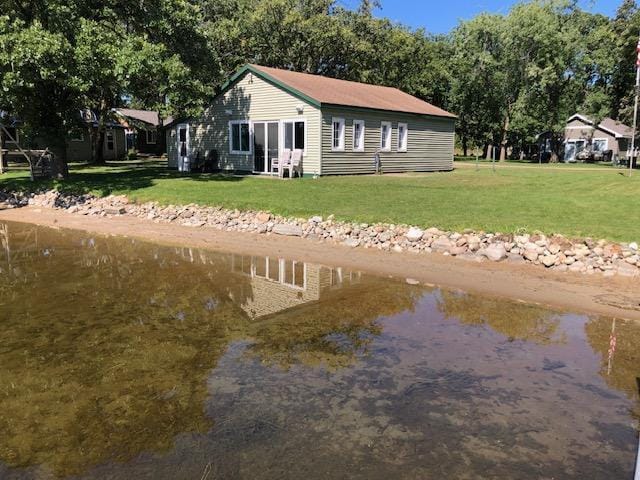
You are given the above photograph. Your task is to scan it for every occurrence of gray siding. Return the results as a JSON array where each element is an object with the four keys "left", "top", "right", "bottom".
[
  {"left": 168, "top": 72, "right": 322, "bottom": 174},
  {"left": 564, "top": 118, "right": 624, "bottom": 155},
  {"left": 26, "top": 127, "right": 126, "bottom": 162},
  {"left": 320, "top": 107, "right": 455, "bottom": 175}
]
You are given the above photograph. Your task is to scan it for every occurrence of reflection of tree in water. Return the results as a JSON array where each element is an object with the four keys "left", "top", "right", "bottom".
[
  {"left": 0, "top": 223, "right": 423, "bottom": 477},
  {"left": 436, "top": 290, "right": 565, "bottom": 345},
  {"left": 0, "top": 225, "right": 254, "bottom": 476},
  {"left": 247, "top": 282, "right": 425, "bottom": 369},
  {"left": 585, "top": 317, "right": 640, "bottom": 419}
]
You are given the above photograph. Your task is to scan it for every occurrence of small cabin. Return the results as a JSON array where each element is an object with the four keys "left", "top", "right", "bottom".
[{"left": 166, "top": 64, "right": 456, "bottom": 176}]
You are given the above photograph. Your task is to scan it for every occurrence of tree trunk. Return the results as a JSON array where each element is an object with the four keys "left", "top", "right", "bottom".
[
  {"left": 485, "top": 144, "right": 493, "bottom": 160},
  {"left": 499, "top": 113, "right": 510, "bottom": 162},
  {"left": 462, "top": 136, "right": 468, "bottom": 157},
  {"left": 92, "top": 100, "right": 109, "bottom": 165},
  {"left": 49, "top": 137, "right": 69, "bottom": 179}
]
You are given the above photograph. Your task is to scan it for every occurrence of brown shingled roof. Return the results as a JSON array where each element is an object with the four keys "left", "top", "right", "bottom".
[
  {"left": 250, "top": 64, "right": 456, "bottom": 118},
  {"left": 116, "top": 108, "right": 174, "bottom": 127},
  {"left": 568, "top": 114, "right": 634, "bottom": 138}
]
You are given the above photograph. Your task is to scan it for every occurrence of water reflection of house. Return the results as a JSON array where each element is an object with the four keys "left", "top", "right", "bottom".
[{"left": 231, "top": 254, "right": 361, "bottom": 319}]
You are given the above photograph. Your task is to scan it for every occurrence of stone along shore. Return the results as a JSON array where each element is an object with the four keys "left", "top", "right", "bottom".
[{"left": 2, "top": 189, "right": 639, "bottom": 279}]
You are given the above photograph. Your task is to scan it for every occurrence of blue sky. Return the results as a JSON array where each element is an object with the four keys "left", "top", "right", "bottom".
[{"left": 339, "top": 0, "right": 621, "bottom": 34}]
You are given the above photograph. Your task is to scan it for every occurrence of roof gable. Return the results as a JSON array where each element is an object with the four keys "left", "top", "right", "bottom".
[
  {"left": 218, "top": 64, "right": 456, "bottom": 119},
  {"left": 566, "top": 114, "right": 633, "bottom": 139}
]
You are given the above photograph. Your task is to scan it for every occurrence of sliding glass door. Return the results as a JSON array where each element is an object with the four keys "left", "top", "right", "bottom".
[{"left": 253, "top": 122, "right": 280, "bottom": 173}]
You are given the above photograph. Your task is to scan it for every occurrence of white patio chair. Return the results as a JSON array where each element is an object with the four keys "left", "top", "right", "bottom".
[
  {"left": 290, "top": 149, "right": 303, "bottom": 178},
  {"left": 275, "top": 149, "right": 291, "bottom": 178}
]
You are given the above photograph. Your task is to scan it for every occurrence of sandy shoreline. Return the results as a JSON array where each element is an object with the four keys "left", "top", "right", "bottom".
[{"left": 2, "top": 206, "right": 639, "bottom": 320}]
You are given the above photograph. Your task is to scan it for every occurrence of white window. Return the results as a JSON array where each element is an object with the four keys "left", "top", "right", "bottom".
[
  {"left": 353, "top": 120, "right": 365, "bottom": 152},
  {"left": 593, "top": 138, "right": 608, "bottom": 152},
  {"left": 106, "top": 130, "right": 114, "bottom": 151},
  {"left": 397, "top": 123, "right": 408, "bottom": 152},
  {"left": 282, "top": 259, "right": 306, "bottom": 289},
  {"left": 332, "top": 117, "right": 345, "bottom": 151},
  {"left": 380, "top": 121, "right": 391, "bottom": 151},
  {"left": 283, "top": 120, "right": 306, "bottom": 151},
  {"left": 146, "top": 129, "right": 157, "bottom": 144},
  {"left": 229, "top": 121, "right": 250, "bottom": 154}
]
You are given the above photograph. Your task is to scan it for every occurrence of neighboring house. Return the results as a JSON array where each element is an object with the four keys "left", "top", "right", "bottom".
[
  {"left": 114, "top": 108, "right": 171, "bottom": 156},
  {"left": 1, "top": 110, "right": 126, "bottom": 162},
  {"left": 564, "top": 114, "right": 633, "bottom": 162},
  {"left": 166, "top": 64, "right": 456, "bottom": 176}
]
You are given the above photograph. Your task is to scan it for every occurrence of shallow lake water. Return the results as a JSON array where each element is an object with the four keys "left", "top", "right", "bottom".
[{"left": 0, "top": 220, "right": 638, "bottom": 480}]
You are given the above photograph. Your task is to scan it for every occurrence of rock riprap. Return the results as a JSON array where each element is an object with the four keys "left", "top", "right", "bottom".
[{"left": 2, "top": 189, "right": 638, "bottom": 279}]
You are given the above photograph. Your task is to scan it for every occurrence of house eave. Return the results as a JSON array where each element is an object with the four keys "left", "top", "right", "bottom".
[
  {"left": 214, "top": 64, "right": 322, "bottom": 109},
  {"left": 566, "top": 114, "right": 630, "bottom": 139},
  {"left": 320, "top": 102, "right": 457, "bottom": 120}
]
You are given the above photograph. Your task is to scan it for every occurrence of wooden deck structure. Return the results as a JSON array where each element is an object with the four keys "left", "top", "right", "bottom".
[{"left": 0, "top": 124, "right": 52, "bottom": 180}]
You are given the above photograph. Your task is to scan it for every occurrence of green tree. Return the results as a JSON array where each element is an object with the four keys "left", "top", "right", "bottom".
[{"left": 0, "top": 0, "right": 211, "bottom": 175}]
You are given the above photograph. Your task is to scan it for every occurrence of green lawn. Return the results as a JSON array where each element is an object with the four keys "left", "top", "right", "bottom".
[
  {"left": 454, "top": 156, "right": 614, "bottom": 169},
  {"left": 1, "top": 161, "right": 639, "bottom": 242}
]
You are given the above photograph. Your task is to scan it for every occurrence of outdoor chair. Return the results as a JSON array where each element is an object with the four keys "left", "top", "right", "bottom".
[
  {"left": 204, "top": 150, "right": 218, "bottom": 172},
  {"left": 274, "top": 149, "right": 291, "bottom": 178},
  {"left": 290, "top": 149, "right": 303, "bottom": 178}
]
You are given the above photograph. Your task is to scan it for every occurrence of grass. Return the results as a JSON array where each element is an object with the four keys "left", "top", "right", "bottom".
[
  {"left": 454, "top": 156, "right": 614, "bottom": 169},
  {"left": 1, "top": 159, "right": 639, "bottom": 242}
]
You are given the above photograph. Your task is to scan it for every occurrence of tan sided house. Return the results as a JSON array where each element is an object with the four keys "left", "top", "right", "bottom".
[
  {"left": 166, "top": 64, "right": 456, "bottom": 176},
  {"left": 564, "top": 114, "right": 633, "bottom": 162}
]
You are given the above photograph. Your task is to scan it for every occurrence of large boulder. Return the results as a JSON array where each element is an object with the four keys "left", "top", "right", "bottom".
[
  {"left": 541, "top": 254, "right": 558, "bottom": 268},
  {"left": 256, "top": 212, "right": 272, "bottom": 223},
  {"left": 272, "top": 224, "right": 303, "bottom": 237},
  {"left": 405, "top": 227, "right": 424, "bottom": 242},
  {"left": 482, "top": 244, "right": 507, "bottom": 262},
  {"left": 431, "top": 237, "right": 453, "bottom": 253}
]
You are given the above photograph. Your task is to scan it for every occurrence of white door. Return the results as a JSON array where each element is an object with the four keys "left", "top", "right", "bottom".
[{"left": 177, "top": 124, "right": 189, "bottom": 172}]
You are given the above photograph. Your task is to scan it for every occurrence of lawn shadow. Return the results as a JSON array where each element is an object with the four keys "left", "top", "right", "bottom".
[{"left": 1, "top": 163, "right": 247, "bottom": 198}]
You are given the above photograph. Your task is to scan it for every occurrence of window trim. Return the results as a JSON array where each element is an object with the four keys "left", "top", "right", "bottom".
[
  {"left": 281, "top": 259, "right": 307, "bottom": 290},
  {"left": 352, "top": 120, "right": 365, "bottom": 152},
  {"left": 105, "top": 130, "right": 115, "bottom": 151},
  {"left": 146, "top": 129, "right": 157, "bottom": 145},
  {"left": 397, "top": 122, "right": 408, "bottom": 152},
  {"left": 380, "top": 121, "right": 392, "bottom": 152},
  {"left": 281, "top": 118, "right": 307, "bottom": 154},
  {"left": 592, "top": 137, "right": 608, "bottom": 152},
  {"left": 229, "top": 120, "right": 252, "bottom": 154},
  {"left": 331, "top": 117, "right": 345, "bottom": 152}
]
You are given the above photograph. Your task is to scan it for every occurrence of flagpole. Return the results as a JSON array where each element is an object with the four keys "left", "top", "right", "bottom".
[{"left": 631, "top": 37, "right": 640, "bottom": 177}]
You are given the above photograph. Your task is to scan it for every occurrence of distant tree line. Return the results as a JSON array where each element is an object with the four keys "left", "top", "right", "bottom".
[{"left": 2, "top": 0, "right": 640, "bottom": 177}]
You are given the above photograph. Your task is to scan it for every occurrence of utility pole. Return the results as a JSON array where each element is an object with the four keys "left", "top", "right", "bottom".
[{"left": 630, "top": 36, "right": 640, "bottom": 177}]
